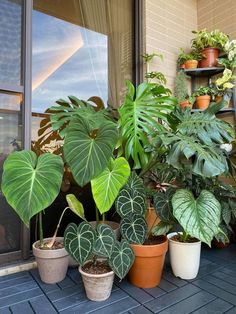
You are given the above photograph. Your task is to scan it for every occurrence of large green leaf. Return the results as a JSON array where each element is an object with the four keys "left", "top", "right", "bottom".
[
  {"left": 120, "top": 214, "right": 147, "bottom": 244},
  {"left": 118, "top": 80, "right": 176, "bottom": 169},
  {"left": 125, "top": 171, "right": 145, "bottom": 195},
  {"left": 91, "top": 158, "right": 130, "bottom": 214},
  {"left": 64, "top": 222, "right": 96, "bottom": 265},
  {"left": 116, "top": 187, "right": 147, "bottom": 218},
  {"left": 66, "top": 194, "right": 85, "bottom": 220},
  {"left": 93, "top": 224, "right": 115, "bottom": 258},
  {"left": 109, "top": 239, "right": 135, "bottom": 280},
  {"left": 152, "top": 221, "right": 173, "bottom": 236},
  {"left": 2, "top": 151, "right": 64, "bottom": 227},
  {"left": 172, "top": 189, "right": 221, "bottom": 246},
  {"left": 64, "top": 116, "right": 118, "bottom": 187},
  {"left": 154, "top": 189, "right": 175, "bottom": 222}
]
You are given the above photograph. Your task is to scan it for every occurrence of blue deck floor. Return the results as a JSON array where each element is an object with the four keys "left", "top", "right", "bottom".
[{"left": 0, "top": 244, "right": 236, "bottom": 314}]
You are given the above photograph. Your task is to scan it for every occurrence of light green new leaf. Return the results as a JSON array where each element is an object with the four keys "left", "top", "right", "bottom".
[
  {"left": 64, "top": 116, "right": 118, "bottom": 187},
  {"left": 2, "top": 151, "right": 64, "bottom": 227},
  {"left": 93, "top": 224, "right": 115, "bottom": 258},
  {"left": 66, "top": 194, "right": 85, "bottom": 220},
  {"left": 91, "top": 158, "right": 130, "bottom": 214},
  {"left": 172, "top": 189, "right": 221, "bottom": 246},
  {"left": 64, "top": 222, "right": 95, "bottom": 265}
]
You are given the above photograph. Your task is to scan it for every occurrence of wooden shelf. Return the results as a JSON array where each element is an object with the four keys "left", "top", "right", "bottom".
[{"left": 184, "top": 67, "right": 225, "bottom": 77}]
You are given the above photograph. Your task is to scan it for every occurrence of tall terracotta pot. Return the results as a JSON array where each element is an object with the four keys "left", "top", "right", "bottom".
[
  {"left": 145, "top": 203, "right": 160, "bottom": 231},
  {"left": 128, "top": 237, "right": 168, "bottom": 288},
  {"left": 195, "top": 95, "right": 211, "bottom": 110},
  {"left": 199, "top": 48, "right": 219, "bottom": 68}
]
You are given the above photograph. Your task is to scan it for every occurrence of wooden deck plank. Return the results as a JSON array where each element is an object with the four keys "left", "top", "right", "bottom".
[
  {"left": 0, "top": 280, "right": 38, "bottom": 299},
  {"left": 30, "top": 295, "right": 58, "bottom": 314},
  {"left": 191, "top": 298, "right": 234, "bottom": 314},
  {"left": 128, "top": 305, "right": 154, "bottom": 313},
  {"left": 143, "top": 286, "right": 166, "bottom": 298},
  {"left": 203, "top": 275, "right": 236, "bottom": 294},
  {"left": 158, "top": 278, "right": 177, "bottom": 292},
  {"left": 30, "top": 269, "right": 61, "bottom": 293},
  {"left": 145, "top": 284, "right": 200, "bottom": 313},
  {"left": 0, "top": 274, "right": 32, "bottom": 290},
  {"left": 162, "top": 272, "right": 187, "bottom": 287},
  {"left": 0, "top": 271, "right": 28, "bottom": 283},
  {"left": 10, "top": 301, "right": 35, "bottom": 314},
  {"left": 89, "top": 296, "right": 139, "bottom": 314},
  {"left": 157, "top": 291, "right": 216, "bottom": 314}
]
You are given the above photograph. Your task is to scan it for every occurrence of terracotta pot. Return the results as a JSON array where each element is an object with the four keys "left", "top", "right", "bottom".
[
  {"left": 79, "top": 262, "right": 114, "bottom": 301},
  {"left": 195, "top": 95, "right": 211, "bottom": 110},
  {"left": 145, "top": 205, "right": 160, "bottom": 231},
  {"left": 185, "top": 60, "right": 198, "bottom": 69},
  {"left": 215, "top": 95, "right": 223, "bottom": 103},
  {"left": 199, "top": 48, "right": 219, "bottom": 68},
  {"left": 33, "top": 237, "right": 69, "bottom": 284},
  {"left": 179, "top": 64, "right": 185, "bottom": 69},
  {"left": 128, "top": 236, "right": 168, "bottom": 288},
  {"left": 180, "top": 100, "right": 193, "bottom": 109}
]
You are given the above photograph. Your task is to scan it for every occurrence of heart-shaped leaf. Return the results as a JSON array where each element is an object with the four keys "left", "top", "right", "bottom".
[
  {"left": 66, "top": 194, "right": 85, "bottom": 220},
  {"left": 64, "top": 116, "right": 118, "bottom": 187},
  {"left": 91, "top": 158, "right": 130, "bottom": 214},
  {"left": 153, "top": 188, "right": 175, "bottom": 222},
  {"left": 125, "top": 172, "right": 145, "bottom": 195},
  {"left": 64, "top": 222, "right": 96, "bottom": 265},
  {"left": 93, "top": 224, "right": 115, "bottom": 258},
  {"left": 2, "top": 151, "right": 64, "bottom": 227},
  {"left": 172, "top": 189, "right": 221, "bottom": 246},
  {"left": 152, "top": 221, "right": 173, "bottom": 236},
  {"left": 116, "top": 188, "right": 147, "bottom": 218},
  {"left": 120, "top": 214, "right": 147, "bottom": 244},
  {"left": 109, "top": 239, "right": 135, "bottom": 279}
]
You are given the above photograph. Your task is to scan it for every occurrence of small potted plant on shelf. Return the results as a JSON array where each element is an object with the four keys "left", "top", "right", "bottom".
[
  {"left": 193, "top": 85, "right": 212, "bottom": 109},
  {"left": 177, "top": 48, "right": 202, "bottom": 69},
  {"left": 191, "top": 29, "right": 229, "bottom": 68},
  {"left": 174, "top": 70, "right": 195, "bottom": 109},
  {"left": 212, "top": 68, "right": 235, "bottom": 106},
  {"left": 218, "top": 39, "right": 236, "bottom": 71}
]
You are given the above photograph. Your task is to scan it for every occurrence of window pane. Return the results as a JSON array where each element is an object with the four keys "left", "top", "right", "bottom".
[
  {"left": 0, "top": 0, "right": 22, "bottom": 85},
  {"left": 0, "top": 92, "right": 22, "bottom": 253}
]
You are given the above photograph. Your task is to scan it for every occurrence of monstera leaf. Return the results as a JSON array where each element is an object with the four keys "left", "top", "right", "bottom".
[
  {"left": 109, "top": 239, "right": 135, "bottom": 279},
  {"left": 66, "top": 194, "right": 85, "bottom": 220},
  {"left": 125, "top": 171, "right": 145, "bottom": 195},
  {"left": 91, "top": 158, "right": 130, "bottom": 214},
  {"left": 64, "top": 222, "right": 96, "bottom": 265},
  {"left": 64, "top": 116, "right": 118, "bottom": 187},
  {"left": 2, "top": 151, "right": 64, "bottom": 227},
  {"left": 93, "top": 224, "right": 115, "bottom": 258},
  {"left": 172, "top": 189, "right": 221, "bottom": 246},
  {"left": 116, "top": 188, "right": 147, "bottom": 218},
  {"left": 120, "top": 214, "right": 147, "bottom": 244}
]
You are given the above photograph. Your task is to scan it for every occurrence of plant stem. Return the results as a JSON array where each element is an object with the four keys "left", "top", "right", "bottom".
[
  {"left": 95, "top": 206, "right": 100, "bottom": 225},
  {"left": 181, "top": 230, "right": 189, "bottom": 242},
  {"left": 102, "top": 213, "right": 105, "bottom": 222},
  {"left": 39, "top": 212, "right": 44, "bottom": 248}
]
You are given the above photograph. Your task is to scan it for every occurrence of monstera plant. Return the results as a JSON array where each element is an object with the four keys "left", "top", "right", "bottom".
[{"left": 64, "top": 221, "right": 134, "bottom": 301}]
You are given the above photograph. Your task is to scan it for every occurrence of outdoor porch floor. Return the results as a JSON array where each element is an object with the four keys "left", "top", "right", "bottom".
[{"left": 0, "top": 244, "right": 236, "bottom": 314}]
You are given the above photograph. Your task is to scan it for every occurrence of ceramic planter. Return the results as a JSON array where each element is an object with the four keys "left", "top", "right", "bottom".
[
  {"left": 33, "top": 237, "right": 69, "bottom": 284},
  {"left": 185, "top": 60, "right": 198, "bottom": 69},
  {"left": 199, "top": 48, "right": 219, "bottom": 68},
  {"left": 195, "top": 95, "right": 211, "bottom": 110},
  {"left": 79, "top": 263, "right": 114, "bottom": 301},
  {"left": 167, "top": 232, "right": 201, "bottom": 280},
  {"left": 128, "top": 237, "right": 168, "bottom": 288}
]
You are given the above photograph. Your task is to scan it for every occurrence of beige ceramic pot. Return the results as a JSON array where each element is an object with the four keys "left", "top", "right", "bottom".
[
  {"left": 33, "top": 237, "right": 69, "bottom": 284},
  {"left": 79, "top": 263, "right": 114, "bottom": 301}
]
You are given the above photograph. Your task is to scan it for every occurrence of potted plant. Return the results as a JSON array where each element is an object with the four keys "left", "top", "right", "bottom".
[
  {"left": 174, "top": 70, "right": 195, "bottom": 109},
  {"left": 64, "top": 213, "right": 134, "bottom": 301},
  {"left": 191, "top": 29, "right": 229, "bottom": 68},
  {"left": 193, "top": 85, "right": 212, "bottom": 109},
  {"left": 1, "top": 151, "right": 82, "bottom": 284},
  {"left": 213, "top": 68, "right": 235, "bottom": 106},
  {"left": 218, "top": 39, "right": 236, "bottom": 71}
]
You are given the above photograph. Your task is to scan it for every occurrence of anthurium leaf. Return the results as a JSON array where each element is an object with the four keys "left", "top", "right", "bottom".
[
  {"left": 120, "top": 214, "right": 147, "bottom": 244},
  {"left": 2, "top": 151, "right": 64, "bottom": 227},
  {"left": 64, "top": 116, "right": 118, "bottom": 187},
  {"left": 109, "top": 239, "right": 135, "bottom": 280},
  {"left": 91, "top": 158, "right": 130, "bottom": 214},
  {"left": 64, "top": 222, "right": 96, "bottom": 265},
  {"left": 153, "top": 189, "right": 175, "bottom": 222},
  {"left": 66, "top": 194, "right": 85, "bottom": 220},
  {"left": 93, "top": 224, "right": 115, "bottom": 258},
  {"left": 172, "top": 189, "right": 221, "bottom": 246},
  {"left": 152, "top": 221, "right": 173, "bottom": 236},
  {"left": 125, "top": 171, "right": 145, "bottom": 195},
  {"left": 116, "top": 187, "right": 147, "bottom": 218}
]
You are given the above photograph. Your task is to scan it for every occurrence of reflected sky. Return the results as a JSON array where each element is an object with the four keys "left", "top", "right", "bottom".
[{"left": 32, "top": 10, "right": 108, "bottom": 113}]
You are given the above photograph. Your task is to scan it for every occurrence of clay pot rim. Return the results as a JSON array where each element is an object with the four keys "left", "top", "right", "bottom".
[
  {"left": 167, "top": 232, "right": 201, "bottom": 245},
  {"left": 131, "top": 236, "right": 168, "bottom": 250},
  {"left": 201, "top": 47, "right": 219, "bottom": 51},
  {"left": 196, "top": 95, "right": 211, "bottom": 99},
  {"left": 79, "top": 261, "right": 114, "bottom": 278},
  {"left": 32, "top": 237, "right": 69, "bottom": 258}
]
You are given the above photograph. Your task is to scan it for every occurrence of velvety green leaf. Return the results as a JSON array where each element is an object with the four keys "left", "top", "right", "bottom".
[
  {"left": 152, "top": 221, "right": 173, "bottom": 236},
  {"left": 154, "top": 189, "right": 175, "bottom": 222},
  {"left": 172, "top": 189, "right": 221, "bottom": 246},
  {"left": 64, "top": 222, "right": 95, "bottom": 265},
  {"left": 2, "top": 151, "right": 64, "bottom": 227},
  {"left": 91, "top": 158, "right": 130, "bottom": 214},
  {"left": 64, "top": 116, "right": 118, "bottom": 187},
  {"left": 109, "top": 239, "right": 135, "bottom": 279},
  {"left": 66, "top": 194, "right": 85, "bottom": 220},
  {"left": 125, "top": 171, "right": 145, "bottom": 195},
  {"left": 120, "top": 214, "right": 147, "bottom": 244},
  {"left": 93, "top": 224, "right": 115, "bottom": 258}
]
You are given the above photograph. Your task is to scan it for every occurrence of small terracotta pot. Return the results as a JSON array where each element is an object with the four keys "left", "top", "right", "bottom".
[
  {"left": 199, "top": 48, "right": 219, "bottom": 68},
  {"left": 185, "top": 60, "right": 198, "bottom": 69},
  {"left": 179, "top": 64, "right": 185, "bottom": 69},
  {"left": 145, "top": 204, "right": 160, "bottom": 232},
  {"left": 33, "top": 237, "right": 69, "bottom": 284},
  {"left": 180, "top": 100, "right": 193, "bottom": 109},
  {"left": 215, "top": 95, "right": 223, "bottom": 103},
  {"left": 195, "top": 95, "right": 211, "bottom": 110},
  {"left": 79, "top": 262, "right": 114, "bottom": 301},
  {"left": 128, "top": 237, "right": 168, "bottom": 288}
]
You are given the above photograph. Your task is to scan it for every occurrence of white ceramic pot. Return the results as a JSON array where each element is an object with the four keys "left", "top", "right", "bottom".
[
  {"left": 167, "top": 232, "right": 201, "bottom": 280},
  {"left": 79, "top": 263, "right": 114, "bottom": 301},
  {"left": 33, "top": 237, "right": 69, "bottom": 284}
]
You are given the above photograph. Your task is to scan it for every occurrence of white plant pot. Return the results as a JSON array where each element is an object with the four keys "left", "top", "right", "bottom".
[{"left": 167, "top": 232, "right": 201, "bottom": 280}]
